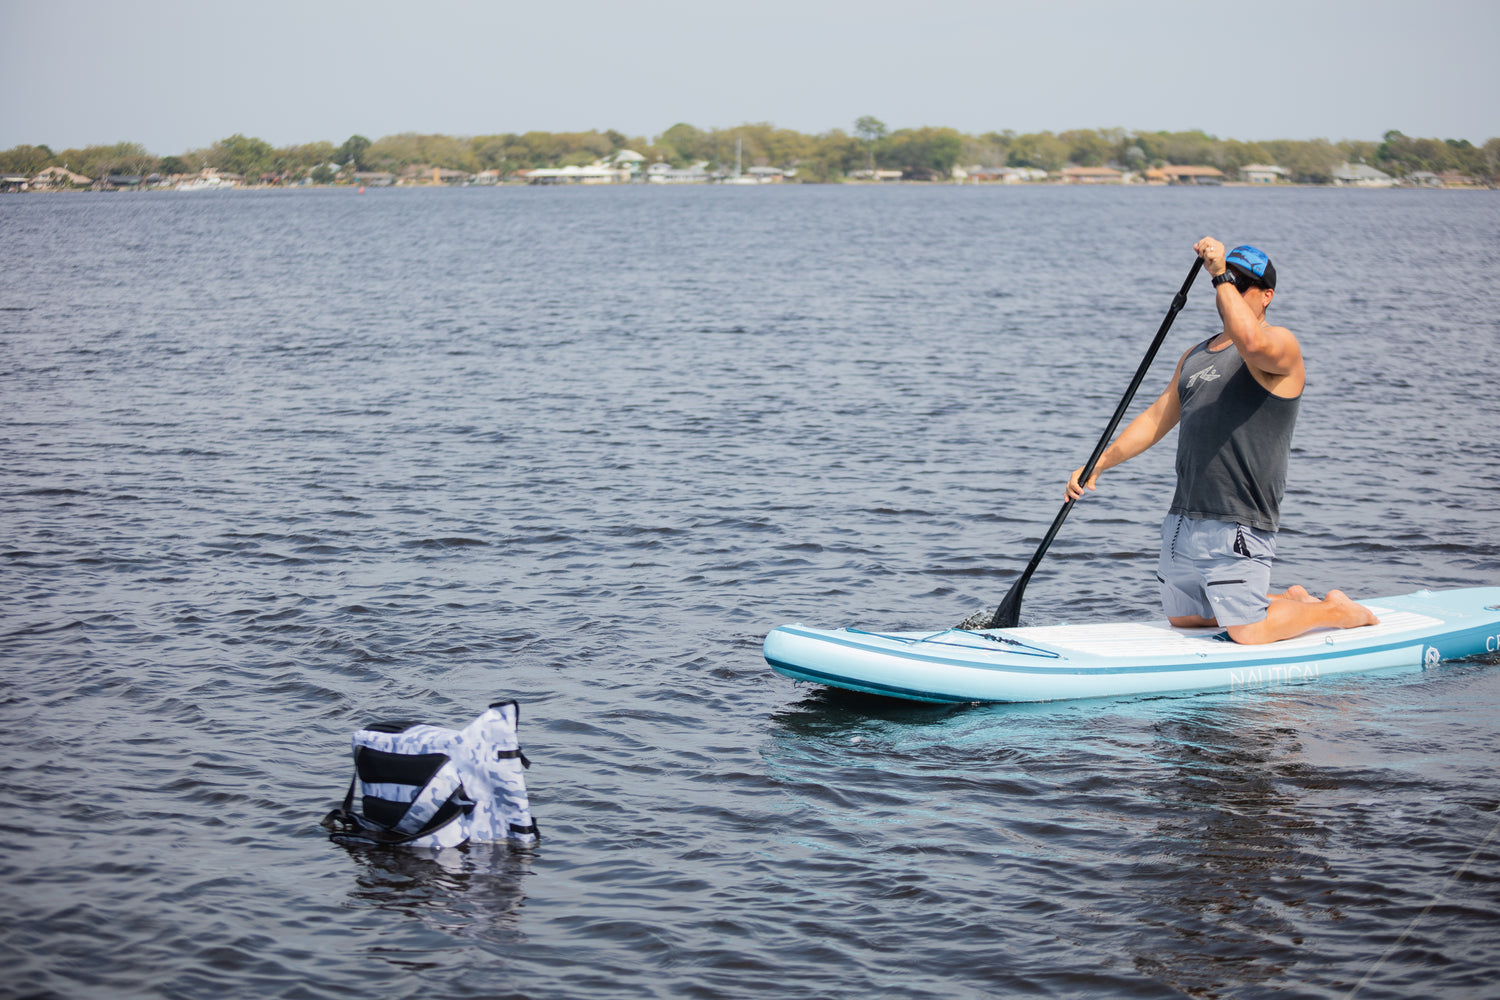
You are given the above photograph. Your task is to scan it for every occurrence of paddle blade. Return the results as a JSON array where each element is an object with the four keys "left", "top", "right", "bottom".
[
  {"left": 987, "top": 586, "right": 1022, "bottom": 630},
  {"left": 956, "top": 580, "right": 1022, "bottom": 631}
]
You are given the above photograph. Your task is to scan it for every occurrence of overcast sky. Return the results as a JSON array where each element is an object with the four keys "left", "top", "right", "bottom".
[{"left": 4, "top": 0, "right": 1496, "bottom": 154}]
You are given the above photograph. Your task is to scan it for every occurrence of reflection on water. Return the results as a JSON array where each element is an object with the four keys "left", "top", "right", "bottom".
[
  {"left": 341, "top": 841, "right": 533, "bottom": 942},
  {"left": 1135, "top": 713, "right": 1329, "bottom": 996},
  {"left": 769, "top": 688, "right": 968, "bottom": 737}
]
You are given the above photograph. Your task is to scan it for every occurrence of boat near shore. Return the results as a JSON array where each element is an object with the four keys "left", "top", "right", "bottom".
[{"left": 176, "top": 174, "right": 237, "bottom": 191}]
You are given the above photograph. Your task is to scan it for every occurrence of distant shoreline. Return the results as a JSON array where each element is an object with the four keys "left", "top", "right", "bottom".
[
  {"left": 8, "top": 126, "right": 1495, "bottom": 192},
  {"left": 6, "top": 180, "right": 1492, "bottom": 194}
]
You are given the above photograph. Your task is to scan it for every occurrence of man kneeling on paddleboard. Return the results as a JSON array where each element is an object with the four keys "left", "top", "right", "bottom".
[{"left": 1065, "top": 238, "right": 1379, "bottom": 645}]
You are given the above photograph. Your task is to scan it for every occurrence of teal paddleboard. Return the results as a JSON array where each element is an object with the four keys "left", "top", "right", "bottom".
[{"left": 764, "top": 587, "right": 1500, "bottom": 704}]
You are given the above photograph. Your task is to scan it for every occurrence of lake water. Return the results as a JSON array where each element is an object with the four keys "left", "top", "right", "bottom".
[{"left": 2, "top": 184, "right": 1497, "bottom": 999}]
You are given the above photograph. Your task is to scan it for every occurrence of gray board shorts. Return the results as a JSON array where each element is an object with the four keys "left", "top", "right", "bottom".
[{"left": 1157, "top": 513, "right": 1276, "bottom": 627}]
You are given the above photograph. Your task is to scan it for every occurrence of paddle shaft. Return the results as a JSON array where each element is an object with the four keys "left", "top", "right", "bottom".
[{"left": 984, "top": 257, "right": 1204, "bottom": 630}]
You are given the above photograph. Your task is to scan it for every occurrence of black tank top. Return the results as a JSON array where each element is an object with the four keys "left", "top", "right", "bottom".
[{"left": 1168, "top": 337, "right": 1300, "bottom": 531}]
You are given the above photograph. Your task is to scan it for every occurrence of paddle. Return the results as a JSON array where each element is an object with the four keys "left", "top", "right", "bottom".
[{"left": 959, "top": 257, "right": 1204, "bottom": 631}]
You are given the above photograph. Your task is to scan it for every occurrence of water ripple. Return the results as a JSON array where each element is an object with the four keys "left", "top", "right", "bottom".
[{"left": 1, "top": 186, "right": 1497, "bottom": 999}]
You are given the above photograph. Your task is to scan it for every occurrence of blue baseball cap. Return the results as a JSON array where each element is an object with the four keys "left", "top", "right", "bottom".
[{"left": 1225, "top": 245, "right": 1276, "bottom": 290}]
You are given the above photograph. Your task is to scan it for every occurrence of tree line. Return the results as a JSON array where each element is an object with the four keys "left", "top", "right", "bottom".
[{"left": 4, "top": 121, "right": 1497, "bottom": 184}]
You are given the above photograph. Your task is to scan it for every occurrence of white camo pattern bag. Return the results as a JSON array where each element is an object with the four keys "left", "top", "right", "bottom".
[{"left": 322, "top": 701, "right": 539, "bottom": 849}]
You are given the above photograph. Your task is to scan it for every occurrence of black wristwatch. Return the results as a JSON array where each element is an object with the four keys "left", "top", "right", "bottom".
[{"left": 1212, "top": 271, "right": 1238, "bottom": 287}]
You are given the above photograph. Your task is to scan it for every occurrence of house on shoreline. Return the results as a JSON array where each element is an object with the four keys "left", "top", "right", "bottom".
[
  {"left": 1145, "top": 165, "right": 1224, "bottom": 185},
  {"left": 1239, "top": 164, "right": 1288, "bottom": 184},
  {"left": 1333, "top": 163, "right": 1396, "bottom": 187},
  {"left": 1060, "top": 165, "right": 1125, "bottom": 184},
  {"left": 512, "top": 150, "right": 645, "bottom": 185},
  {"left": 520, "top": 163, "right": 632, "bottom": 184},
  {"left": 645, "top": 161, "right": 711, "bottom": 184},
  {"left": 961, "top": 166, "right": 1049, "bottom": 183},
  {"left": 32, "top": 166, "right": 93, "bottom": 189},
  {"left": 1409, "top": 170, "right": 1484, "bottom": 187}
]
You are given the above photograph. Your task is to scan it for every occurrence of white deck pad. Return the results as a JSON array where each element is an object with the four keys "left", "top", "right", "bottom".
[{"left": 1002, "top": 606, "right": 1435, "bottom": 657}]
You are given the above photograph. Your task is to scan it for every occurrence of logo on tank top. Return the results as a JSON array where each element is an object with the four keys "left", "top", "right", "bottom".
[{"left": 1187, "top": 365, "right": 1222, "bottom": 388}]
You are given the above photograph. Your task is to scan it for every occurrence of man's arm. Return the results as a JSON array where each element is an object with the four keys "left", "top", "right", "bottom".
[
  {"left": 1065, "top": 348, "right": 1188, "bottom": 501},
  {"left": 1196, "top": 238, "right": 1302, "bottom": 378}
]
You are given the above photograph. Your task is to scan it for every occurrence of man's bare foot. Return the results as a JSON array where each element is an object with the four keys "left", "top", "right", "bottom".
[
  {"left": 1281, "top": 585, "right": 1319, "bottom": 604},
  {"left": 1229, "top": 588, "right": 1381, "bottom": 644},
  {"left": 1325, "top": 590, "right": 1380, "bottom": 628}
]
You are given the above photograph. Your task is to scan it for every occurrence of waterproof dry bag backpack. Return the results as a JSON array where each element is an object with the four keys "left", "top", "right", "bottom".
[{"left": 321, "top": 700, "right": 539, "bottom": 849}]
